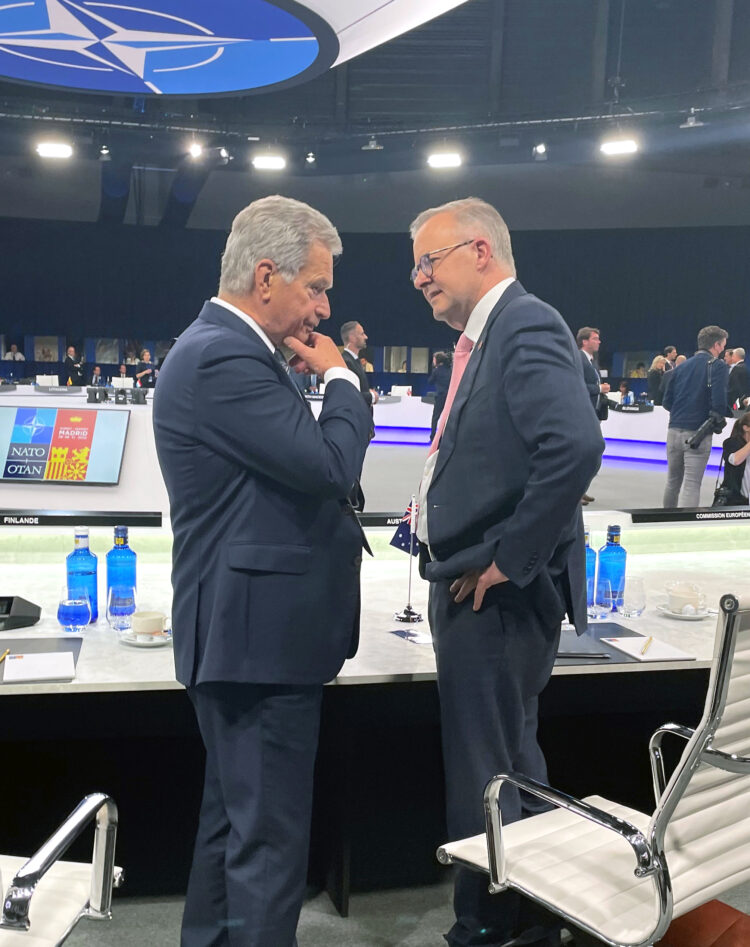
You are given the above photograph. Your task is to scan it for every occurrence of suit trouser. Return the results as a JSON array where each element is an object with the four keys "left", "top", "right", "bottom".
[
  {"left": 663, "top": 427, "right": 712, "bottom": 508},
  {"left": 429, "top": 580, "right": 561, "bottom": 947},
  {"left": 182, "top": 682, "right": 323, "bottom": 947}
]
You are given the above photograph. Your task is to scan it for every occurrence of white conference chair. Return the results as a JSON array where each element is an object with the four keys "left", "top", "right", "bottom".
[
  {"left": 437, "top": 593, "right": 750, "bottom": 947},
  {"left": 0, "top": 793, "right": 122, "bottom": 945}
]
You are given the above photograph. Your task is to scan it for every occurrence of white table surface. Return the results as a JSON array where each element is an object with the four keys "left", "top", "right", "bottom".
[{"left": 0, "top": 549, "right": 736, "bottom": 696}]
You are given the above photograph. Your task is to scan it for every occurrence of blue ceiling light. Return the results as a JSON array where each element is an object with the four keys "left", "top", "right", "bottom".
[{"left": 0, "top": 0, "right": 338, "bottom": 96}]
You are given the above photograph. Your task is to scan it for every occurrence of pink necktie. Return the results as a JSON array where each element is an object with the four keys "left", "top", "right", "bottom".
[{"left": 428, "top": 332, "right": 474, "bottom": 455}]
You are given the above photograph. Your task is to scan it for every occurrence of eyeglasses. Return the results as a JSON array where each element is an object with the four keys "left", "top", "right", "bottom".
[{"left": 410, "top": 239, "right": 476, "bottom": 284}]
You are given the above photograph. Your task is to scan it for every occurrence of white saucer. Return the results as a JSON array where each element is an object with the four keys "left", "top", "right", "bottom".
[
  {"left": 656, "top": 604, "right": 709, "bottom": 621},
  {"left": 119, "top": 631, "right": 172, "bottom": 648}
]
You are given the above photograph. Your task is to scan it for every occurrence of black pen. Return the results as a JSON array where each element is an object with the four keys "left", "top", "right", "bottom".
[{"left": 556, "top": 651, "right": 611, "bottom": 660}]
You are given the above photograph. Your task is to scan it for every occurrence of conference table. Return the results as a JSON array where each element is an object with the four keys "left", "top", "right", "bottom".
[{"left": 0, "top": 538, "right": 729, "bottom": 913}]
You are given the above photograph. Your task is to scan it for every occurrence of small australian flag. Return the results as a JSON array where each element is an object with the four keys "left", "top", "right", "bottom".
[{"left": 390, "top": 500, "right": 419, "bottom": 556}]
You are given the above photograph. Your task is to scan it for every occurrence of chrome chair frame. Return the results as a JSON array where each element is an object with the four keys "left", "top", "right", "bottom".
[
  {"left": 438, "top": 593, "right": 749, "bottom": 947},
  {"left": 1, "top": 793, "right": 122, "bottom": 938}
]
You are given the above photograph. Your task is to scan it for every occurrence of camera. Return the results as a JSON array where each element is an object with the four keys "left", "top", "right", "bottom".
[{"left": 687, "top": 411, "right": 726, "bottom": 449}]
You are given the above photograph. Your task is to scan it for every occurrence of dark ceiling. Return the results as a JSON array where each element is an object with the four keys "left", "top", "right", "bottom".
[{"left": 0, "top": 0, "right": 749, "bottom": 179}]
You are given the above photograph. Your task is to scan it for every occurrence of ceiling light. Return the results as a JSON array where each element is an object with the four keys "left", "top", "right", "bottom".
[
  {"left": 99, "top": 144, "right": 110, "bottom": 156},
  {"left": 219, "top": 147, "right": 229, "bottom": 159},
  {"left": 427, "top": 152, "right": 462, "bottom": 169},
  {"left": 532, "top": 143, "right": 547, "bottom": 156},
  {"left": 600, "top": 137, "right": 638, "bottom": 156},
  {"left": 36, "top": 141, "right": 73, "bottom": 159},
  {"left": 305, "top": 151, "right": 316, "bottom": 165},
  {"left": 361, "top": 137, "right": 383, "bottom": 151},
  {"left": 188, "top": 142, "right": 203, "bottom": 159},
  {"left": 252, "top": 154, "right": 286, "bottom": 171}
]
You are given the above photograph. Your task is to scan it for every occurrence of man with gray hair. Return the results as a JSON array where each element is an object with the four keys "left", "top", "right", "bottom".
[
  {"left": 154, "top": 195, "right": 371, "bottom": 946},
  {"left": 727, "top": 346, "right": 749, "bottom": 415},
  {"left": 410, "top": 197, "right": 603, "bottom": 946},
  {"left": 663, "top": 325, "right": 730, "bottom": 507}
]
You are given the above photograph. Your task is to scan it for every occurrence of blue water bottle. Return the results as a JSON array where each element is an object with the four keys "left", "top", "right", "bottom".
[
  {"left": 597, "top": 525, "right": 627, "bottom": 611},
  {"left": 106, "top": 525, "right": 137, "bottom": 601},
  {"left": 66, "top": 526, "right": 98, "bottom": 622},
  {"left": 584, "top": 528, "right": 597, "bottom": 608}
]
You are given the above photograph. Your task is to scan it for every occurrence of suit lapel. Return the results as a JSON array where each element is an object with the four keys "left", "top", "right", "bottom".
[
  {"left": 199, "top": 300, "right": 306, "bottom": 400},
  {"left": 431, "top": 281, "right": 526, "bottom": 486}
]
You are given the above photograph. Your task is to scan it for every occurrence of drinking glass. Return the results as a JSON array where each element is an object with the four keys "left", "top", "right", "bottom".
[
  {"left": 620, "top": 577, "right": 646, "bottom": 618},
  {"left": 107, "top": 585, "right": 137, "bottom": 632},
  {"left": 588, "top": 578, "right": 613, "bottom": 620},
  {"left": 57, "top": 586, "right": 91, "bottom": 633}
]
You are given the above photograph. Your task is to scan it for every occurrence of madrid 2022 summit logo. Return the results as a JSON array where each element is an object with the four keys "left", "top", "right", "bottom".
[{"left": 0, "top": 0, "right": 338, "bottom": 95}]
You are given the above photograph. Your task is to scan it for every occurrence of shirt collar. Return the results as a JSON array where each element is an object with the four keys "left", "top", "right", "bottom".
[
  {"left": 344, "top": 346, "right": 360, "bottom": 359},
  {"left": 463, "top": 277, "right": 516, "bottom": 343},
  {"left": 582, "top": 349, "right": 594, "bottom": 363},
  {"left": 211, "top": 296, "right": 275, "bottom": 354}
]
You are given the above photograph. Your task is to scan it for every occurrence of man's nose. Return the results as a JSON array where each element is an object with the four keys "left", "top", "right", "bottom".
[
  {"left": 413, "top": 268, "right": 430, "bottom": 290},
  {"left": 316, "top": 295, "right": 331, "bottom": 319}
]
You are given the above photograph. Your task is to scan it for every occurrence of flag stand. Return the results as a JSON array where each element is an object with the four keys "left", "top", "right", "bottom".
[{"left": 394, "top": 494, "right": 423, "bottom": 623}]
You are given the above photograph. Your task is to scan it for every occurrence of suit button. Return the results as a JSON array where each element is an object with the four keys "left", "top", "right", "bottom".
[
  {"left": 523, "top": 565, "right": 532, "bottom": 574},
  {"left": 352, "top": 555, "right": 362, "bottom": 567}
]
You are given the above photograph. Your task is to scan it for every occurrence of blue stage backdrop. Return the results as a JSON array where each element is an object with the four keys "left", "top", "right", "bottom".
[{"left": 2, "top": 219, "right": 750, "bottom": 360}]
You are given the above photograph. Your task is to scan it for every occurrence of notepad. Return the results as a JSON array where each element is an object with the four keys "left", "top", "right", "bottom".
[
  {"left": 601, "top": 637, "right": 695, "bottom": 663},
  {"left": 2, "top": 651, "right": 76, "bottom": 682}
]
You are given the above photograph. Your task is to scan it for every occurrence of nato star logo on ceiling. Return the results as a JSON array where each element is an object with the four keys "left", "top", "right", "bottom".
[{"left": 0, "top": 0, "right": 338, "bottom": 95}]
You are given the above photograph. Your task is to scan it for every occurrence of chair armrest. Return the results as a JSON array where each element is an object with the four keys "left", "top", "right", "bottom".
[
  {"left": 1, "top": 793, "right": 118, "bottom": 932},
  {"left": 483, "top": 772, "right": 655, "bottom": 893},
  {"left": 649, "top": 723, "right": 694, "bottom": 801}
]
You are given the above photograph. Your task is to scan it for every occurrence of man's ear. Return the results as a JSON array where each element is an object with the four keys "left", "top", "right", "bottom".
[
  {"left": 255, "top": 260, "right": 275, "bottom": 302},
  {"left": 475, "top": 238, "right": 493, "bottom": 270}
]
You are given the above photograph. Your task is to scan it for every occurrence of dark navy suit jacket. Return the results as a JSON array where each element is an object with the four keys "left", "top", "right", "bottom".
[
  {"left": 423, "top": 281, "right": 604, "bottom": 633},
  {"left": 153, "top": 300, "right": 372, "bottom": 687}
]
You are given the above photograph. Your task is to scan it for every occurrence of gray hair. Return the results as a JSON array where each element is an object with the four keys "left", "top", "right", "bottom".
[
  {"left": 340, "top": 320, "right": 359, "bottom": 344},
  {"left": 409, "top": 197, "right": 516, "bottom": 275},
  {"left": 697, "top": 325, "right": 728, "bottom": 352},
  {"left": 735, "top": 347, "right": 746, "bottom": 361},
  {"left": 219, "top": 195, "right": 342, "bottom": 296}
]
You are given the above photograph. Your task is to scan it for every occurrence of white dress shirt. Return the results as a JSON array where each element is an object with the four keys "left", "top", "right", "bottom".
[
  {"left": 416, "top": 278, "right": 515, "bottom": 545},
  {"left": 211, "top": 297, "right": 358, "bottom": 390}
]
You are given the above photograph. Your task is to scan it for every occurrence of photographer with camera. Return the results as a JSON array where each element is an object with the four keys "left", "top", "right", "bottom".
[
  {"left": 715, "top": 412, "right": 750, "bottom": 506},
  {"left": 663, "top": 325, "right": 731, "bottom": 508}
]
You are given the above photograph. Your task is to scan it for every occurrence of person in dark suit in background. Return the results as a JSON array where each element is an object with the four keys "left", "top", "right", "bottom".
[
  {"left": 340, "top": 320, "right": 378, "bottom": 410},
  {"left": 89, "top": 365, "right": 105, "bottom": 386},
  {"left": 576, "top": 326, "right": 609, "bottom": 503},
  {"left": 62, "top": 345, "right": 84, "bottom": 385},
  {"left": 727, "top": 347, "right": 750, "bottom": 416},
  {"left": 428, "top": 350, "right": 452, "bottom": 440},
  {"left": 410, "top": 197, "right": 603, "bottom": 947},
  {"left": 153, "top": 195, "right": 371, "bottom": 947},
  {"left": 663, "top": 345, "right": 677, "bottom": 371},
  {"left": 576, "top": 327, "right": 610, "bottom": 416}
]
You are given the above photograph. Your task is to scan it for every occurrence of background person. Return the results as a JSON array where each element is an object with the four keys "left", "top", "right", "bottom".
[
  {"left": 576, "top": 326, "right": 610, "bottom": 419},
  {"left": 62, "top": 345, "right": 84, "bottom": 385},
  {"left": 663, "top": 325, "right": 730, "bottom": 507},
  {"left": 663, "top": 345, "right": 678, "bottom": 370},
  {"left": 647, "top": 355, "right": 667, "bottom": 404},
  {"left": 427, "top": 350, "right": 452, "bottom": 440},
  {"left": 153, "top": 195, "right": 371, "bottom": 947},
  {"left": 727, "top": 346, "right": 749, "bottom": 415},
  {"left": 135, "top": 348, "right": 156, "bottom": 388},
  {"left": 2, "top": 343, "right": 24, "bottom": 361},
  {"left": 410, "top": 197, "right": 603, "bottom": 947},
  {"left": 340, "top": 320, "right": 378, "bottom": 409},
  {"left": 719, "top": 412, "right": 750, "bottom": 505}
]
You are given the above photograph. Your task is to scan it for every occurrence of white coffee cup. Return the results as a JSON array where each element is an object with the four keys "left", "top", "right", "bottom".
[
  {"left": 131, "top": 610, "right": 166, "bottom": 640},
  {"left": 666, "top": 582, "right": 705, "bottom": 614}
]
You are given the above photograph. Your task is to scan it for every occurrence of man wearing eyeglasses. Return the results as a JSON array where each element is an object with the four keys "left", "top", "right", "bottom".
[{"left": 410, "top": 198, "right": 603, "bottom": 947}]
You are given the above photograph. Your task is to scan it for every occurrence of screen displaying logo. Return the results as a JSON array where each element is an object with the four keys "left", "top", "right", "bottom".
[
  {"left": 0, "top": 0, "right": 338, "bottom": 95},
  {"left": 0, "top": 406, "right": 129, "bottom": 484}
]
